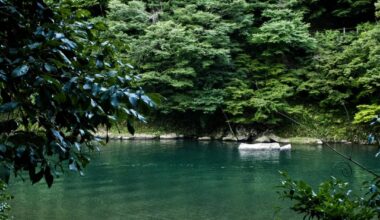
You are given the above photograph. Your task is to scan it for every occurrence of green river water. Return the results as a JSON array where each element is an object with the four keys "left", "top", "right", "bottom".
[{"left": 8, "top": 141, "right": 380, "bottom": 219}]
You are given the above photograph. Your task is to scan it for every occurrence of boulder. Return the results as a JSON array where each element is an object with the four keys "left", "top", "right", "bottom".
[
  {"left": 268, "top": 134, "right": 290, "bottom": 143},
  {"left": 131, "top": 134, "right": 158, "bottom": 140},
  {"left": 254, "top": 135, "right": 271, "bottom": 143},
  {"left": 235, "top": 126, "right": 257, "bottom": 141},
  {"left": 222, "top": 134, "right": 238, "bottom": 141},
  {"left": 160, "top": 133, "right": 178, "bottom": 139},
  {"left": 198, "top": 136, "right": 212, "bottom": 141},
  {"left": 222, "top": 134, "right": 248, "bottom": 141},
  {"left": 288, "top": 137, "right": 323, "bottom": 145},
  {"left": 210, "top": 129, "right": 225, "bottom": 140}
]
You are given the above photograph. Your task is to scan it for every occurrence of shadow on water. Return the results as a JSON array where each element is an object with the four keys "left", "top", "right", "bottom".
[{"left": 8, "top": 141, "right": 380, "bottom": 220}]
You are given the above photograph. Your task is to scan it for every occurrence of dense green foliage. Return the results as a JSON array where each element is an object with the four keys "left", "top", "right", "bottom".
[
  {"left": 104, "top": 0, "right": 379, "bottom": 136},
  {"left": 0, "top": 0, "right": 152, "bottom": 187}
]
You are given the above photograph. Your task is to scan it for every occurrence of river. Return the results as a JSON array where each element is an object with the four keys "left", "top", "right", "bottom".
[{"left": 9, "top": 141, "right": 380, "bottom": 219}]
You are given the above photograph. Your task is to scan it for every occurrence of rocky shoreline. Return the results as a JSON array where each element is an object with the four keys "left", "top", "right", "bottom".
[{"left": 95, "top": 131, "right": 357, "bottom": 145}]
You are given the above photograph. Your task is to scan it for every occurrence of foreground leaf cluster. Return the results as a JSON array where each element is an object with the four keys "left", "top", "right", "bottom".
[
  {"left": 279, "top": 172, "right": 378, "bottom": 219},
  {"left": 0, "top": 0, "right": 152, "bottom": 186}
]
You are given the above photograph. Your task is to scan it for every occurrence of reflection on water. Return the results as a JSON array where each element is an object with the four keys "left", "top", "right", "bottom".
[
  {"left": 239, "top": 149, "right": 291, "bottom": 163},
  {"left": 8, "top": 141, "right": 380, "bottom": 220}
]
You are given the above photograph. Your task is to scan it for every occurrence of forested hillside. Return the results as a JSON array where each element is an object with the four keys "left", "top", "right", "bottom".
[{"left": 105, "top": 0, "right": 379, "bottom": 139}]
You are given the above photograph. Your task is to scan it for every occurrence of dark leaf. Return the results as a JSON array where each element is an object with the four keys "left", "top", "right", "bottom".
[
  {"left": 0, "top": 166, "right": 10, "bottom": 183},
  {"left": 0, "top": 102, "right": 19, "bottom": 113},
  {"left": 96, "top": 59, "right": 104, "bottom": 69},
  {"left": 83, "top": 83, "right": 92, "bottom": 90},
  {"left": 27, "top": 42, "right": 42, "bottom": 50},
  {"left": 141, "top": 95, "right": 155, "bottom": 107},
  {"left": 108, "top": 70, "right": 117, "bottom": 77},
  {"left": 126, "top": 63, "right": 134, "bottom": 69},
  {"left": 90, "top": 99, "right": 97, "bottom": 107},
  {"left": 0, "top": 144, "right": 6, "bottom": 153},
  {"left": 0, "top": 70, "right": 7, "bottom": 81},
  {"left": 61, "top": 38, "right": 77, "bottom": 49},
  {"left": 128, "top": 94, "right": 138, "bottom": 107},
  {"left": 127, "top": 121, "right": 135, "bottom": 136},
  {"left": 0, "top": 119, "right": 18, "bottom": 133},
  {"left": 69, "top": 161, "right": 78, "bottom": 172},
  {"left": 44, "top": 63, "right": 57, "bottom": 73},
  {"left": 11, "top": 64, "right": 29, "bottom": 78},
  {"left": 77, "top": 154, "right": 90, "bottom": 168},
  {"left": 111, "top": 94, "right": 119, "bottom": 107},
  {"left": 74, "top": 142, "right": 81, "bottom": 151},
  {"left": 28, "top": 166, "right": 35, "bottom": 182},
  {"left": 44, "top": 166, "right": 54, "bottom": 188},
  {"left": 57, "top": 50, "right": 71, "bottom": 65},
  {"left": 54, "top": 33, "right": 65, "bottom": 39}
]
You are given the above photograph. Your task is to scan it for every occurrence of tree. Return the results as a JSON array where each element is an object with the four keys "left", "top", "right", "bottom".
[
  {"left": 297, "top": 22, "right": 380, "bottom": 110},
  {"left": 224, "top": 0, "right": 316, "bottom": 124},
  {"left": 106, "top": 0, "right": 244, "bottom": 129},
  {"left": 0, "top": 0, "right": 152, "bottom": 187},
  {"left": 287, "top": 0, "right": 376, "bottom": 29}
]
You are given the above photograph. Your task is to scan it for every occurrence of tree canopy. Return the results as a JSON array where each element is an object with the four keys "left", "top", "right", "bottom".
[{"left": 104, "top": 0, "right": 379, "bottom": 133}]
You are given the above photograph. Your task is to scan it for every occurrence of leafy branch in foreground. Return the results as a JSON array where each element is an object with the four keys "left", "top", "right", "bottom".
[
  {"left": 0, "top": 0, "right": 153, "bottom": 187},
  {"left": 278, "top": 172, "right": 378, "bottom": 220},
  {"left": 279, "top": 106, "right": 380, "bottom": 219}
]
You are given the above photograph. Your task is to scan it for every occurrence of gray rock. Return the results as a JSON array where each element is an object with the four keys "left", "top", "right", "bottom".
[
  {"left": 222, "top": 134, "right": 238, "bottom": 141},
  {"left": 210, "top": 129, "right": 226, "bottom": 140},
  {"left": 254, "top": 135, "right": 271, "bottom": 143},
  {"left": 131, "top": 134, "right": 158, "bottom": 140},
  {"left": 198, "top": 136, "right": 212, "bottom": 141},
  {"left": 160, "top": 133, "right": 178, "bottom": 139},
  {"left": 235, "top": 126, "right": 257, "bottom": 140},
  {"left": 269, "top": 134, "right": 289, "bottom": 143},
  {"left": 222, "top": 134, "right": 248, "bottom": 141}
]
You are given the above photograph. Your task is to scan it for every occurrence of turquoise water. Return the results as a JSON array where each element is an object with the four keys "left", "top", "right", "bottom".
[{"left": 9, "top": 141, "right": 380, "bottom": 219}]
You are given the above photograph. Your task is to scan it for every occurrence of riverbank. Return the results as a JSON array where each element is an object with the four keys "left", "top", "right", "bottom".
[
  {"left": 95, "top": 130, "right": 358, "bottom": 145},
  {"left": 96, "top": 120, "right": 370, "bottom": 145}
]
